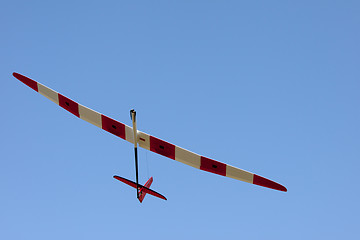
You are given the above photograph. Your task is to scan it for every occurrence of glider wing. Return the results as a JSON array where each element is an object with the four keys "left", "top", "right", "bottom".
[{"left": 13, "top": 72, "right": 287, "bottom": 192}]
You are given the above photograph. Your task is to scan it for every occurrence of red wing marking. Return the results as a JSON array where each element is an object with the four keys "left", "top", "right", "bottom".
[
  {"left": 58, "top": 94, "right": 80, "bottom": 117},
  {"left": 253, "top": 174, "right": 287, "bottom": 192},
  {"left": 150, "top": 136, "right": 175, "bottom": 160},
  {"left": 101, "top": 115, "right": 126, "bottom": 140},
  {"left": 13, "top": 73, "right": 38, "bottom": 92},
  {"left": 200, "top": 156, "right": 227, "bottom": 176}
]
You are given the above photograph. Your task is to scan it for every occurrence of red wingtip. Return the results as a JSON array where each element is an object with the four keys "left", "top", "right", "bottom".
[
  {"left": 13, "top": 72, "right": 38, "bottom": 92},
  {"left": 253, "top": 174, "right": 287, "bottom": 192}
]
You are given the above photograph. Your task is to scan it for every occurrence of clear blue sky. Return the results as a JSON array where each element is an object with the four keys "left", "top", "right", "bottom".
[{"left": 2, "top": 1, "right": 359, "bottom": 239}]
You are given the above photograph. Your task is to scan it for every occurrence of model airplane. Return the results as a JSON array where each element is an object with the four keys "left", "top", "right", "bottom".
[{"left": 13, "top": 72, "right": 287, "bottom": 202}]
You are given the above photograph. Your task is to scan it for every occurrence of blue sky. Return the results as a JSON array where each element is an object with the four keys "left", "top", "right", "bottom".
[{"left": 2, "top": 1, "right": 359, "bottom": 239}]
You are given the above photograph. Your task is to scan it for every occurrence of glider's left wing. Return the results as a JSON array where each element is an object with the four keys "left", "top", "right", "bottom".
[{"left": 13, "top": 72, "right": 287, "bottom": 192}]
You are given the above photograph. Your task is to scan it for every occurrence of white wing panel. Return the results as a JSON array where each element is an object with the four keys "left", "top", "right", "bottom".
[
  {"left": 138, "top": 131, "right": 150, "bottom": 150},
  {"left": 38, "top": 83, "right": 59, "bottom": 104},
  {"left": 125, "top": 125, "right": 135, "bottom": 144},
  {"left": 226, "top": 165, "right": 253, "bottom": 183},
  {"left": 79, "top": 105, "right": 102, "bottom": 128},
  {"left": 175, "top": 146, "right": 201, "bottom": 169}
]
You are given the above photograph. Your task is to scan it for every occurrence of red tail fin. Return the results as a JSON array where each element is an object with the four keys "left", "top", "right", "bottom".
[{"left": 138, "top": 177, "right": 153, "bottom": 202}]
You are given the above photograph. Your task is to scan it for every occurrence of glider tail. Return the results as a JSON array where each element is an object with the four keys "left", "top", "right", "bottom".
[{"left": 113, "top": 176, "right": 167, "bottom": 202}]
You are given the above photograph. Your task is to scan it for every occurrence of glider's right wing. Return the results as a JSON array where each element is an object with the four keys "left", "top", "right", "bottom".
[{"left": 13, "top": 72, "right": 287, "bottom": 192}]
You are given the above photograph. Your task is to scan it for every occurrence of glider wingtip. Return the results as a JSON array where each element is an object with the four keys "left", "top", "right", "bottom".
[
  {"left": 253, "top": 174, "right": 287, "bottom": 192},
  {"left": 12, "top": 72, "right": 38, "bottom": 91},
  {"left": 13, "top": 72, "right": 21, "bottom": 78},
  {"left": 276, "top": 185, "right": 287, "bottom": 192}
]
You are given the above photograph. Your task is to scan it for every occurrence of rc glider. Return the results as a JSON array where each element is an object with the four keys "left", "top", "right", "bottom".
[{"left": 13, "top": 72, "right": 287, "bottom": 202}]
